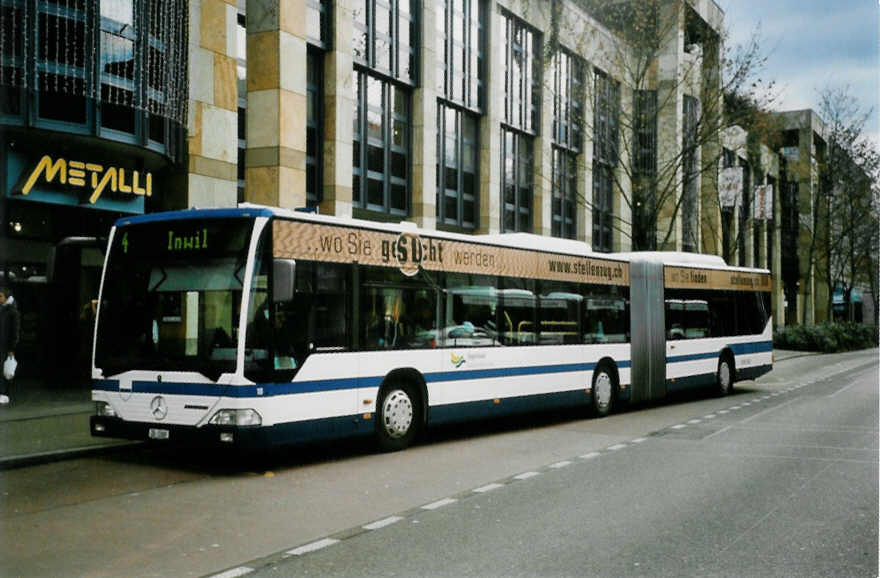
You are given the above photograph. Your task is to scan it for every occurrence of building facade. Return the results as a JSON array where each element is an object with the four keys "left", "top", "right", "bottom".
[{"left": 2, "top": 0, "right": 839, "bottom": 385}]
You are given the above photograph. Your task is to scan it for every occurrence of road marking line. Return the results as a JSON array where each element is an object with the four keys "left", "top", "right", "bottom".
[
  {"left": 704, "top": 414, "right": 717, "bottom": 419},
  {"left": 422, "top": 498, "right": 457, "bottom": 510},
  {"left": 363, "top": 516, "right": 404, "bottom": 530},
  {"left": 718, "top": 409, "right": 729, "bottom": 414},
  {"left": 473, "top": 483, "right": 504, "bottom": 494},
  {"left": 287, "top": 539, "right": 339, "bottom": 556},
  {"left": 631, "top": 437, "right": 648, "bottom": 443},
  {"left": 549, "top": 460, "right": 573, "bottom": 469},
  {"left": 210, "top": 568, "right": 254, "bottom": 578},
  {"left": 580, "top": 452, "right": 601, "bottom": 459},
  {"left": 827, "top": 380, "right": 863, "bottom": 398},
  {"left": 671, "top": 424, "right": 687, "bottom": 429},
  {"left": 703, "top": 425, "right": 732, "bottom": 440},
  {"left": 741, "top": 402, "right": 751, "bottom": 406},
  {"left": 741, "top": 397, "right": 801, "bottom": 424},
  {"left": 514, "top": 471, "right": 540, "bottom": 480},
  {"left": 687, "top": 419, "right": 702, "bottom": 424},
  {"left": 730, "top": 406, "right": 741, "bottom": 410},
  {"left": 607, "top": 444, "right": 627, "bottom": 451}
]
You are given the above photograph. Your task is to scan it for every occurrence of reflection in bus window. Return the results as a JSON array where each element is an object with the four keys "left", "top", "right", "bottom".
[
  {"left": 499, "top": 277, "right": 536, "bottom": 345},
  {"left": 272, "top": 261, "right": 351, "bottom": 378},
  {"left": 360, "top": 266, "right": 438, "bottom": 350},
  {"left": 539, "top": 281, "right": 581, "bottom": 344},
  {"left": 443, "top": 273, "right": 498, "bottom": 347},
  {"left": 582, "top": 285, "right": 629, "bottom": 344}
]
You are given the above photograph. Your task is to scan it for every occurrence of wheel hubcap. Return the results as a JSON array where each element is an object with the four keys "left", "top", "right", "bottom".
[
  {"left": 382, "top": 389, "right": 414, "bottom": 439},
  {"left": 719, "top": 362, "right": 731, "bottom": 390},
  {"left": 594, "top": 372, "right": 612, "bottom": 410}
]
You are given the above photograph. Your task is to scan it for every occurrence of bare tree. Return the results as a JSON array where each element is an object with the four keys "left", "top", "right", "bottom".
[
  {"left": 540, "top": 0, "right": 778, "bottom": 252},
  {"left": 818, "top": 85, "right": 879, "bottom": 322}
]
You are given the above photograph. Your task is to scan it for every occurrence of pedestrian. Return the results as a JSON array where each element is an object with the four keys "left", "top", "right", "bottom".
[{"left": 0, "top": 285, "right": 21, "bottom": 405}]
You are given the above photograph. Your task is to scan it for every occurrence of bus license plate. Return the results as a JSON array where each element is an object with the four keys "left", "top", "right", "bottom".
[{"left": 149, "top": 428, "right": 170, "bottom": 440}]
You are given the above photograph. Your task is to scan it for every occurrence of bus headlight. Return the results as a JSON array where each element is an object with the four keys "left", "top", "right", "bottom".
[
  {"left": 209, "top": 409, "right": 262, "bottom": 426},
  {"left": 96, "top": 402, "right": 117, "bottom": 417}
]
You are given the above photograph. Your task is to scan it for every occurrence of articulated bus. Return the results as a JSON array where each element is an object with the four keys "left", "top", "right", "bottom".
[{"left": 90, "top": 206, "right": 772, "bottom": 451}]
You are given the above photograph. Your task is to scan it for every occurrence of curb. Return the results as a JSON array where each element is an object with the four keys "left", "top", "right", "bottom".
[{"left": 0, "top": 441, "right": 142, "bottom": 471}]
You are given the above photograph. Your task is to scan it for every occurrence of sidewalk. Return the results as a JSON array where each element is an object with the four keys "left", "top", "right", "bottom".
[
  {"left": 0, "top": 350, "right": 820, "bottom": 470},
  {"left": 0, "top": 376, "right": 135, "bottom": 470}
]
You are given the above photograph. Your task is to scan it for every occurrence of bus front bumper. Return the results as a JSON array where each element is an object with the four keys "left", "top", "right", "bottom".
[{"left": 90, "top": 416, "right": 270, "bottom": 448}]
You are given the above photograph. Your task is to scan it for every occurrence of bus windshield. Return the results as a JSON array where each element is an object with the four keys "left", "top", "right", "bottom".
[{"left": 94, "top": 218, "right": 255, "bottom": 381}]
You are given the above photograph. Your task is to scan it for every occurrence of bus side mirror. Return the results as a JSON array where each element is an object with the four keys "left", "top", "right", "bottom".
[{"left": 273, "top": 259, "right": 296, "bottom": 303}]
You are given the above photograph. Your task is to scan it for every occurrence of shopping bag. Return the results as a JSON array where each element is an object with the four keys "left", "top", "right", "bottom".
[{"left": 3, "top": 355, "right": 16, "bottom": 380}]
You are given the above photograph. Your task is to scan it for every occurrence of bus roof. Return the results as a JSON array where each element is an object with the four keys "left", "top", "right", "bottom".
[
  {"left": 614, "top": 251, "right": 769, "bottom": 274},
  {"left": 241, "top": 203, "right": 608, "bottom": 261},
  {"left": 115, "top": 207, "right": 275, "bottom": 227}
]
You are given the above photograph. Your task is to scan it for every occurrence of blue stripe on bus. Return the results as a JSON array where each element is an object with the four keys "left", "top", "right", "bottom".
[
  {"left": 92, "top": 359, "right": 632, "bottom": 398},
  {"left": 667, "top": 340, "right": 772, "bottom": 364}
]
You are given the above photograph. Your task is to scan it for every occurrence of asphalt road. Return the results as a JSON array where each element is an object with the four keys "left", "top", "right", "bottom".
[
  {"left": 0, "top": 350, "right": 876, "bottom": 577},
  {"left": 249, "top": 357, "right": 878, "bottom": 577}
]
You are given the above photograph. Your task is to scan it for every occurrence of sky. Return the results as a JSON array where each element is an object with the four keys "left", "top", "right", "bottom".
[{"left": 719, "top": 0, "right": 880, "bottom": 149}]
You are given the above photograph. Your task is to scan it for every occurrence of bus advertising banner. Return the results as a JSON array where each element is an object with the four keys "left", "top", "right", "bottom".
[{"left": 274, "top": 220, "right": 629, "bottom": 286}]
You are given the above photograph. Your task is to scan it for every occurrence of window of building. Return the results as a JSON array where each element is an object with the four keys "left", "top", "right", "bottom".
[
  {"left": 592, "top": 68, "right": 619, "bottom": 252},
  {"left": 551, "top": 148, "right": 577, "bottom": 239},
  {"left": 3, "top": 0, "right": 187, "bottom": 156},
  {"left": 551, "top": 49, "right": 583, "bottom": 239},
  {"left": 436, "top": 0, "right": 484, "bottom": 110},
  {"left": 632, "top": 89, "right": 657, "bottom": 249},
  {"left": 237, "top": 11, "right": 247, "bottom": 202},
  {"left": 500, "top": 11, "right": 538, "bottom": 233},
  {"left": 501, "top": 10, "right": 539, "bottom": 133},
  {"left": 352, "top": 0, "right": 415, "bottom": 217},
  {"left": 353, "top": 71, "right": 410, "bottom": 216},
  {"left": 738, "top": 157, "right": 751, "bottom": 266},
  {"left": 353, "top": 0, "right": 416, "bottom": 83},
  {"left": 435, "top": 0, "right": 484, "bottom": 230},
  {"left": 437, "top": 104, "right": 478, "bottom": 229},
  {"left": 307, "top": 0, "right": 331, "bottom": 47},
  {"left": 681, "top": 95, "right": 699, "bottom": 252},
  {"left": 0, "top": 0, "right": 26, "bottom": 118},
  {"left": 307, "top": 48, "right": 323, "bottom": 207},
  {"left": 36, "top": 0, "right": 89, "bottom": 127},
  {"left": 766, "top": 174, "right": 776, "bottom": 270},
  {"left": 305, "top": 1, "right": 330, "bottom": 208},
  {"left": 502, "top": 128, "right": 533, "bottom": 233}
]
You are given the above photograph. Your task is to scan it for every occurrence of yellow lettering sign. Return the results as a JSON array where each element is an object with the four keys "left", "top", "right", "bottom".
[
  {"left": 17, "top": 155, "right": 152, "bottom": 204},
  {"left": 21, "top": 156, "right": 67, "bottom": 195}
]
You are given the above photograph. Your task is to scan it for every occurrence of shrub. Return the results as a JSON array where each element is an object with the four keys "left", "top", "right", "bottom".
[{"left": 773, "top": 323, "right": 879, "bottom": 353}]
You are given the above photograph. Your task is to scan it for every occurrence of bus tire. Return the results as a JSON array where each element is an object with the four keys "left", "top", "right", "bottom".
[
  {"left": 376, "top": 382, "right": 420, "bottom": 452},
  {"left": 716, "top": 354, "right": 735, "bottom": 396},
  {"left": 591, "top": 362, "right": 617, "bottom": 418}
]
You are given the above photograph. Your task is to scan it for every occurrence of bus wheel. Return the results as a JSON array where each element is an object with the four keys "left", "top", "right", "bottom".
[
  {"left": 591, "top": 363, "right": 616, "bottom": 418},
  {"left": 376, "top": 384, "right": 419, "bottom": 452},
  {"left": 716, "top": 355, "right": 735, "bottom": 396}
]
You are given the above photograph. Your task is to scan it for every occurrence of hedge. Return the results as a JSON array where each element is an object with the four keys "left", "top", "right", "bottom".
[{"left": 773, "top": 323, "right": 879, "bottom": 353}]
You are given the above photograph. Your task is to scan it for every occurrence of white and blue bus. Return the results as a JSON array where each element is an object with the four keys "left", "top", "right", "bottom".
[{"left": 90, "top": 206, "right": 772, "bottom": 451}]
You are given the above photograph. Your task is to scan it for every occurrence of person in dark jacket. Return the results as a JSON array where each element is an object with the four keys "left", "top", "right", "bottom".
[{"left": 0, "top": 285, "right": 21, "bottom": 404}]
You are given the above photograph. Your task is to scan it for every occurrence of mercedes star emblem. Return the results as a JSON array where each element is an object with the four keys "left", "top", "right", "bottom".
[{"left": 150, "top": 396, "right": 168, "bottom": 421}]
